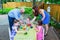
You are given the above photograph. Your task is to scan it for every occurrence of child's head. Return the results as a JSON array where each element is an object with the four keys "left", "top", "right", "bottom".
[
  {"left": 27, "top": 17, "right": 31, "bottom": 21},
  {"left": 14, "top": 19, "right": 19, "bottom": 23},
  {"left": 38, "top": 20, "right": 42, "bottom": 26},
  {"left": 14, "top": 19, "right": 19, "bottom": 26}
]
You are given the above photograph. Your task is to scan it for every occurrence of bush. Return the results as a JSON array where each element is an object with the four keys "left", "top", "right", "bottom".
[
  {"left": 24, "top": 7, "right": 32, "bottom": 14},
  {"left": 0, "top": 8, "right": 13, "bottom": 14},
  {"left": 57, "top": 2, "right": 60, "bottom": 4},
  {"left": 3, "top": 8, "right": 13, "bottom": 14},
  {"left": 0, "top": 9, "right": 3, "bottom": 14},
  {"left": 0, "top": 7, "right": 32, "bottom": 14},
  {"left": 49, "top": 18, "right": 60, "bottom": 29}
]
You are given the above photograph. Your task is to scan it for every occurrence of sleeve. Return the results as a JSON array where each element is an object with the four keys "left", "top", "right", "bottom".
[{"left": 31, "top": 16, "right": 36, "bottom": 23}]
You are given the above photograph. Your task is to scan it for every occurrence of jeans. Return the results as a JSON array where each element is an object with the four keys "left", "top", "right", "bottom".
[{"left": 8, "top": 16, "right": 15, "bottom": 32}]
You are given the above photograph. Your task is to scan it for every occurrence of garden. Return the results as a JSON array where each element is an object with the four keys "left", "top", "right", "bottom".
[{"left": 0, "top": 0, "right": 60, "bottom": 40}]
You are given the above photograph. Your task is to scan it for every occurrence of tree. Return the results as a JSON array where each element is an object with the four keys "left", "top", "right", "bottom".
[
  {"left": 3, "top": 0, "right": 7, "bottom": 3},
  {"left": 12, "top": 0, "right": 14, "bottom": 2},
  {"left": 33, "top": 0, "right": 36, "bottom": 6},
  {"left": 22, "top": 0, "right": 24, "bottom": 2},
  {"left": 7, "top": 0, "right": 11, "bottom": 2}
]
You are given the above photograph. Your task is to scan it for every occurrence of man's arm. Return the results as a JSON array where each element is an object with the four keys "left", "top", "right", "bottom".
[{"left": 14, "top": 11, "right": 23, "bottom": 24}]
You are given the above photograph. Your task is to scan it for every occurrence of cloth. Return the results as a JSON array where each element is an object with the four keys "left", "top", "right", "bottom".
[
  {"left": 8, "top": 9, "right": 21, "bottom": 20},
  {"left": 39, "top": 10, "right": 50, "bottom": 24},
  {"left": 10, "top": 26, "right": 17, "bottom": 40},
  {"left": 36, "top": 26, "right": 44, "bottom": 40}
]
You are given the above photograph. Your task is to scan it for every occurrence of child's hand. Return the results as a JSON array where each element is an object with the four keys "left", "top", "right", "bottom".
[
  {"left": 34, "top": 28, "right": 38, "bottom": 32},
  {"left": 36, "top": 30, "right": 39, "bottom": 32},
  {"left": 34, "top": 27, "right": 39, "bottom": 32},
  {"left": 34, "top": 28, "right": 36, "bottom": 30}
]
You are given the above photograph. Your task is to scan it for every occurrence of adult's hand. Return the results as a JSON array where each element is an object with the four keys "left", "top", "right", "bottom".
[{"left": 16, "top": 19, "right": 23, "bottom": 24}]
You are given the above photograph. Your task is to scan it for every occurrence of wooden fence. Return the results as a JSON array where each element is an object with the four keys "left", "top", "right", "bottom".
[
  {"left": 44, "top": 4, "right": 60, "bottom": 22},
  {"left": 3, "top": 2, "right": 32, "bottom": 8}
]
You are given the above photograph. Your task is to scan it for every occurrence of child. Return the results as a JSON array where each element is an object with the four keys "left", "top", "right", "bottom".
[
  {"left": 26, "top": 17, "right": 31, "bottom": 26},
  {"left": 10, "top": 20, "right": 19, "bottom": 40},
  {"left": 35, "top": 20, "right": 44, "bottom": 40},
  {"left": 26, "top": 17, "right": 33, "bottom": 28}
]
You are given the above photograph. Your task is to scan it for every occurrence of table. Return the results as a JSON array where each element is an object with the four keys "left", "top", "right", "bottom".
[{"left": 14, "top": 24, "right": 36, "bottom": 40}]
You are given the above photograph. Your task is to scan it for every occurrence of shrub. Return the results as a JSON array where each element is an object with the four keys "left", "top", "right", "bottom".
[
  {"left": 0, "top": 9, "right": 3, "bottom": 14},
  {"left": 0, "top": 7, "right": 32, "bottom": 14},
  {"left": 24, "top": 7, "right": 32, "bottom": 14},
  {"left": 0, "top": 8, "right": 13, "bottom": 14}
]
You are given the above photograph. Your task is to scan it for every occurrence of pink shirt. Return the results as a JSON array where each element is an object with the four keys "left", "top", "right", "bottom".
[{"left": 36, "top": 26, "right": 44, "bottom": 40}]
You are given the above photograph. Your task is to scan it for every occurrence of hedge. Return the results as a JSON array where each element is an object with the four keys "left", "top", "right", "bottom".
[{"left": 0, "top": 8, "right": 13, "bottom": 14}]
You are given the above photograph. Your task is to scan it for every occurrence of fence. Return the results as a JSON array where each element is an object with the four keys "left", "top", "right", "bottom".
[
  {"left": 44, "top": 4, "right": 60, "bottom": 22},
  {"left": 3, "top": 2, "right": 32, "bottom": 8}
]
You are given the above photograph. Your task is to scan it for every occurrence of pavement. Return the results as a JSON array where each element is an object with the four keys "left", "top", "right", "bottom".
[
  {"left": 0, "top": 25, "right": 10, "bottom": 40},
  {"left": 45, "top": 27, "right": 59, "bottom": 40},
  {"left": 0, "top": 15, "right": 9, "bottom": 25},
  {"left": 0, "top": 15, "right": 9, "bottom": 40}
]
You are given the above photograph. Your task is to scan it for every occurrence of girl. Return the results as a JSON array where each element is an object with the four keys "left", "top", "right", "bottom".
[
  {"left": 10, "top": 20, "right": 19, "bottom": 40},
  {"left": 26, "top": 17, "right": 31, "bottom": 26},
  {"left": 26, "top": 17, "right": 34, "bottom": 28},
  {"left": 35, "top": 20, "right": 44, "bottom": 40}
]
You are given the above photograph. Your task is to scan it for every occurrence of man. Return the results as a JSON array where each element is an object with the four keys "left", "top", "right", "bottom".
[{"left": 8, "top": 7, "right": 25, "bottom": 32}]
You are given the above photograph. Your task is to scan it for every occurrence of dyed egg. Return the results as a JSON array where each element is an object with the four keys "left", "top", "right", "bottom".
[
  {"left": 23, "top": 27, "right": 26, "bottom": 30},
  {"left": 27, "top": 24, "right": 31, "bottom": 26},
  {"left": 30, "top": 26, "right": 33, "bottom": 28}
]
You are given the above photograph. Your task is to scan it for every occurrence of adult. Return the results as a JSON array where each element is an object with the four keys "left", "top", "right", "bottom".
[
  {"left": 32, "top": 5, "right": 50, "bottom": 36},
  {"left": 8, "top": 7, "right": 25, "bottom": 32}
]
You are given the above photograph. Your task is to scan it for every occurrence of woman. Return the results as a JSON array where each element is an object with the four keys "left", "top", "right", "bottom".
[{"left": 32, "top": 5, "right": 50, "bottom": 36}]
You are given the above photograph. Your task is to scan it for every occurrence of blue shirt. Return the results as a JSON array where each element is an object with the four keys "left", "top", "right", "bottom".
[
  {"left": 39, "top": 10, "right": 50, "bottom": 24},
  {"left": 8, "top": 8, "right": 21, "bottom": 20}
]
